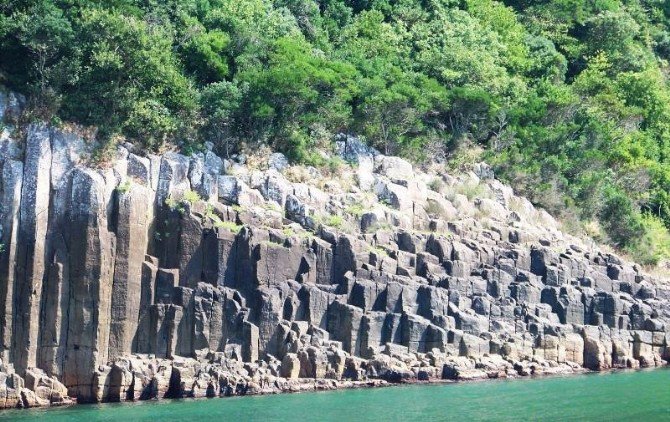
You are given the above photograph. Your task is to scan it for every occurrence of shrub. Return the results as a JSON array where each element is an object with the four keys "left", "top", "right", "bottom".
[
  {"left": 428, "top": 178, "right": 444, "bottom": 193},
  {"left": 626, "top": 214, "right": 670, "bottom": 266},
  {"left": 455, "top": 182, "right": 486, "bottom": 201},
  {"left": 216, "top": 220, "right": 243, "bottom": 234},
  {"left": 345, "top": 204, "right": 365, "bottom": 217},
  {"left": 363, "top": 221, "right": 392, "bottom": 234},
  {"left": 599, "top": 189, "right": 643, "bottom": 247},
  {"left": 324, "top": 215, "right": 344, "bottom": 228},
  {"left": 115, "top": 180, "right": 131, "bottom": 194},
  {"left": 425, "top": 199, "right": 446, "bottom": 218},
  {"left": 182, "top": 189, "right": 201, "bottom": 205}
]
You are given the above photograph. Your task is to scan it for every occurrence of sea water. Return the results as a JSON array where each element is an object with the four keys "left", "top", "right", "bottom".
[{"left": 2, "top": 368, "right": 668, "bottom": 421}]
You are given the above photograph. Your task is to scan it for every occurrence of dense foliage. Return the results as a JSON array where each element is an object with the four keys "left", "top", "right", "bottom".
[{"left": 3, "top": 0, "right": 670, "bottom": 264}]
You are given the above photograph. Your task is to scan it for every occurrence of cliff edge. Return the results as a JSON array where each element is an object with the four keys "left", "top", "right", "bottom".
[{"left": 0, "top": 92, "right": 668, "bottom": 407}]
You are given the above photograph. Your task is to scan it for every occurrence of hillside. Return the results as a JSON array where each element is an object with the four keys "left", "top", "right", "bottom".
[
  {"left": 3, "top": 0, "right": 670, "bottom": 264},
  {"left": 0, "top": 92, "right": 668, "bottom": 407}
]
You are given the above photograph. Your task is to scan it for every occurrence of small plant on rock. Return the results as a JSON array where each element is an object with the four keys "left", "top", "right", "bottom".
[
  {"left": 182, "top": 189, "right": 201, "bottom": 204},
  {"left": 164, "top": 195, "right": 186, "bottom": 214},
  {"left": 364, "top": 221, "right": 392, "bottom": 234},
  {"left": 204, "top": 203, "right": 225, "bottom": 226},
  {"left": 116, "top": 180, "right": 132, "bottom": 194},
  {"left": 455, "top": 182, "right": 486, "bottom": 201},
  {"left": 345, "top": 204, "right": 365, "bottom": 217},
  {"left": 425, "top": 199, "right": 446, "bottom": 218},
  {"left": 216, "top": 220, "right": 243, "bottom": 234},
  {"left": 325, "top": 214, "right": 344, "bottom": 229},
  {"left": 428, "top": 178, "right": 444, "bottom": 192},
  {"left": 368, "top": 246, "right": 388, "bottom": 257},
  {"left": 284, "top": 165, "right": 311, "bottom": 183},
  {"left": 263, "top": 202, "right": 283, "bottom": 213},
  {"left": 164, "top": 195, "right": 178, "bottom": 210}
]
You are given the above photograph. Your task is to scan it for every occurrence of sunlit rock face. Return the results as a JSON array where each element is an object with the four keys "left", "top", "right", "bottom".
[{"left": 0, "top": 100, "right": 668, "bottom": 407}]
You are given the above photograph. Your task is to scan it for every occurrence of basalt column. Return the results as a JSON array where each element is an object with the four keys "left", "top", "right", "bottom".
[
  {"left": 0, "top": 158, "right": 23, "bottom": 362},
  {"left": 13, "top": 124, "right": 52, "bottom": 374},
  {"left": 108, "top": 184, "right": 152, "bottom": 359},
  {"left": 38, "top": 162, "right": 75, "bottom": 378},
  {"left": 62, "top": 169, "right": 115, "bottom": 401}
]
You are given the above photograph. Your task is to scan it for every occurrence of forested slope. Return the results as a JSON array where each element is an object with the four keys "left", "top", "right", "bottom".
[{"left": 3, "top": 0, "right": 670, "bottom": 264}]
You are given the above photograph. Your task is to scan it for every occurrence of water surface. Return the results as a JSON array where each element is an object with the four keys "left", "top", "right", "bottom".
[{"left": 2, "top": 369, "right": 668, "bottom": 421}]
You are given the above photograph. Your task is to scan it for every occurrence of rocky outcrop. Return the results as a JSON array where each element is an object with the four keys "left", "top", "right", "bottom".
[{"left": 0, "top": 100, "right": 669, "bottom": 409}]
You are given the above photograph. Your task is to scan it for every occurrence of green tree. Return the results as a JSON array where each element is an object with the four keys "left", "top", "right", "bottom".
[
  {"left": 177, "top": 16, "right": 230, "bottom": 84},
  {"left": 2, "top": 0, "right": 75, "bottom": 115},
  {"left": 237, "top": 36, "right": 356, "bottom": 161},
  {"left": 63, "top": 8, "right": 198, "bottom": 150},
  {"left": 200, "top": 80, "right": 246, "bottom": 157}
]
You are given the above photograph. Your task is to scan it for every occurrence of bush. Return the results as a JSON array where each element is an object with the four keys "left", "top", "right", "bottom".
[
  {"left": 216, "top": 220, "right": 243, "bottom": 234},
  {"left": 345, "top": 204, "right": 365, "bottom": 217},
  {"left": 428, "top": 178, "right": 444, "bottom": 193},
  {"left": 182, "top": 190, "right": 202, "bottom": 205},
  {"left": 324, "top": 215, "right": 344, "bottom": 229},
  {"left": 125, "top": 100, "right": 178, "bottom": 151},
  {"left": 599, "top": 189, "right": 643, "bottom": 247},
  {"left": 626, "top": 214, "right": 670, "bottom": 266}
]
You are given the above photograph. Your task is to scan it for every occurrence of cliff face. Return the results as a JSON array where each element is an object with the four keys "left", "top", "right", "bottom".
[{"left": 0, "top": 92, "right": 669, "bottom": 407}]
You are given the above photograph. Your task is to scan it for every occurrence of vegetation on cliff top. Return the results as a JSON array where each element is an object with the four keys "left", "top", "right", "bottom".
[{"left": 3, "top": 0, "right": 670, "bottom": 264}]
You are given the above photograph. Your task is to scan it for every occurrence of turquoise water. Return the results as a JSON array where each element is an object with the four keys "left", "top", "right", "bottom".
[{"left": 2, "top": 369, "right": 669, "bottom": 421}]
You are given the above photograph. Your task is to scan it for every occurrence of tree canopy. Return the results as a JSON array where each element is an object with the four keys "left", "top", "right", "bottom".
[{"left": 3, "top": 0, "right": 670, "bottom": 264}]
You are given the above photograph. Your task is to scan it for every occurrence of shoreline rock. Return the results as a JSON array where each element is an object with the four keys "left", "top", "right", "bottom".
[{"left": 7, "top": 352, "right": 659, "bottom": 411}]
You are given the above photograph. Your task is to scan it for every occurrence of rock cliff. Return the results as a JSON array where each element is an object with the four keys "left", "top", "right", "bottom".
[{"left": 0, "top": 91, "right": 669, "bottom": 408}]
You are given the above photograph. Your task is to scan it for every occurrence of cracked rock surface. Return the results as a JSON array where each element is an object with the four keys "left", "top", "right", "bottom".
[{"left": 0, "top": 94, "right": 669, "bottom": 408}]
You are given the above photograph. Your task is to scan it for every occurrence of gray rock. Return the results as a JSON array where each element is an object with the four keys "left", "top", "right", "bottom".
[
  {"left": 334, "top": 134, "right": 378, "bottom": 164},
  {"left": 268, "top": 153, "right": 289, "bottom": 171},
  {"left": 218, "top": 175, "right": 240, "bottom": 204}
]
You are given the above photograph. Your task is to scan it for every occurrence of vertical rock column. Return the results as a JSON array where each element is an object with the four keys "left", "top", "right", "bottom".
[
  {"left": 153, "top": 153, "right": 190, "bottom": 267},
  {"left": 39, "top": 128, "right": 88, "bottom": 377},
  {"left": 0, "top": 159, "right": 23, "bottom": 362},
  {"left": 38, "top": 172, "right": 73, "bottom": 377},
  {"left": 108, "top": 185, "right": 151, "bottom": 359},
  {"left": 38, "top": 236, "right": 70, "bottom": 378},
  {"left": 134, "top": 258, "right": 158, "bottom": 353},
  {"left": 62, "top": 169, "right": 115, "bottom": 402},
  {"left": 13, "top": 124, "right": 52, "bottom": 374}
]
